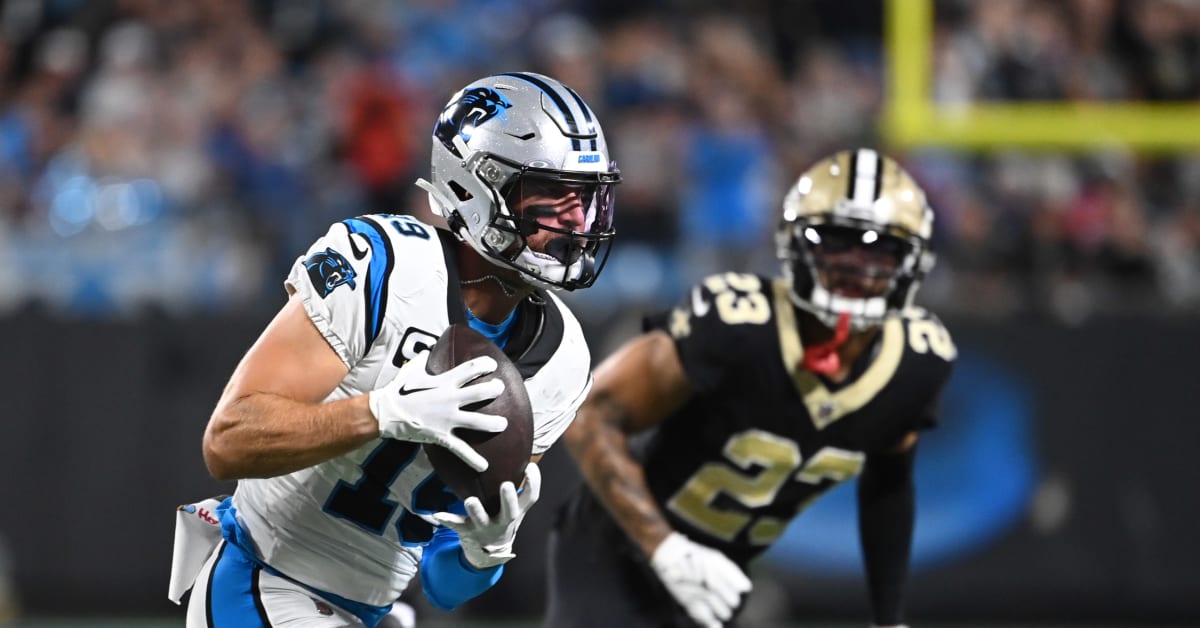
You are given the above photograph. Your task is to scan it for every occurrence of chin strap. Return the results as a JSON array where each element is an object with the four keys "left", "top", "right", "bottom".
[
  {"left": 415, "top": 178, "right": 456, "bottom": 219},
  {"left": 802, "top": 312, "right": 851, "bottom": 375}
]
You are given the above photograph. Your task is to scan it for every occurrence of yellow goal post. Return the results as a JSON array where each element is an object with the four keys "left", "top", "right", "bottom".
[{"left": 883, "top": 0, "right": 1200, "bottom": 152}]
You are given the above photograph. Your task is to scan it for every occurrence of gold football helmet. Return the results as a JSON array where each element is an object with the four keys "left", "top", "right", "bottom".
[{"left": 775, "top": 148, "right": 935, "bottom": 330}]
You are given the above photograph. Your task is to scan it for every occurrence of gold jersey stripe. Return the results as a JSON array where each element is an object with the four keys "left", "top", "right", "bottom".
[{"left": 772, "top": 279, "right": 905, "bottom": 429}]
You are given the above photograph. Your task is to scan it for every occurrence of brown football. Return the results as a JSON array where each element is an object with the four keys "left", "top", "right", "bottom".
[{"left": 422, "top": 323, "right": 534, "bottom": 515}]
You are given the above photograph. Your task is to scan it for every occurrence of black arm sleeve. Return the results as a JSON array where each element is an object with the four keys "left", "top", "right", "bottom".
[{"left": 857, "top": 444, "right": 917, "bottom": 626}]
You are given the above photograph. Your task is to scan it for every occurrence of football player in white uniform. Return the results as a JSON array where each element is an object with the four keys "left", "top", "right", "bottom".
[{"left": 168, "top": 72, "right": 619, "bottom": 627}]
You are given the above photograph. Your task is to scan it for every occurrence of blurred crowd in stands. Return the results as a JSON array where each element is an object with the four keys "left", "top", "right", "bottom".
[{"left": 1, "top": 0, "right": 1199, "bottom": 324}]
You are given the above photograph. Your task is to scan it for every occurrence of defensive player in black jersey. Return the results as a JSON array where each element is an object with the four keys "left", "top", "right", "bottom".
[{"left": 544, "top": 149, "right": 955, "bottom": 628}]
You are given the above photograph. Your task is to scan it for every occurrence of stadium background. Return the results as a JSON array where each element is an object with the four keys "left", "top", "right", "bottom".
[{"left": 1, "top": 0, "right": 1198, "bottom": 626}]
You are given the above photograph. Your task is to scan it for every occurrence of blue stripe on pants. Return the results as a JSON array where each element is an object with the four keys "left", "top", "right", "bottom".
[{"left": 208, "top": 541, "right": 270, "bottom": 627}]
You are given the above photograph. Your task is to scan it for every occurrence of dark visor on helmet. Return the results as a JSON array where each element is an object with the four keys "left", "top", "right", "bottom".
[
  {"left": 485, "top": 158, "right": 620, "bottom": 289},
  {"left": 803, "top": 224, "right": 911, "bottom": 267}
]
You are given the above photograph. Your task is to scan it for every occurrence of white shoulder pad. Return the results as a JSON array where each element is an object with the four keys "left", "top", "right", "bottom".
[
  {"left": 285, "top": 215, "right": 444, "bottom": 368},
  {"left": 526, "top": 292, "right": 592, "bottom": 455}
]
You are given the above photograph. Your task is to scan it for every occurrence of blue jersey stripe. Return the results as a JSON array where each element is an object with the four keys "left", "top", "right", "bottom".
[
  {"left": 341, "top": 217, "right": 393, "bottom": 353},
  {"left": 499, "top": 72, "right": 582, "bottom": 151}
]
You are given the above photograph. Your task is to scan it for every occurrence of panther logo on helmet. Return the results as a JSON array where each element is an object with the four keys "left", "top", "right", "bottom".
[
  {"left": 304, "top": 248, "right": 357, "bottom": 298},
  {"left": 417, "top": 72, "right": 620, "bottom": 292},
  {"left": 434, "top": 87, "right": 512, "bottom": 157}
]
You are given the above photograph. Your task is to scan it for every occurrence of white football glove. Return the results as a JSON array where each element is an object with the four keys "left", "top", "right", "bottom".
[
  {"left": 650, "top": 532, "right": 752, "bottom": 628},
  {"left": 368, "top": 350, "right": 507, "bottom": 472},
  {"left": 431, "top": 462, "right": 541, "bottom": 569}
]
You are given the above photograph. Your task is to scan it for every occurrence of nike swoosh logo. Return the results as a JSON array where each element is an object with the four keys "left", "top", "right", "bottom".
[
  {"left": 691, "top": 286, "right": 710, "bottom": 317},
  {"left": 397, "top": 385, "right": 433, "bottom": 396},
  {"left": 348, "top": 234, "right": 369, "bottom": 260}
]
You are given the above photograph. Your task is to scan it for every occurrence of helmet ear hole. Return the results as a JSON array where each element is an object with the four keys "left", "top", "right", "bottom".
[{"left": 448, "top": 180, "right": 473, "bottom": 202}]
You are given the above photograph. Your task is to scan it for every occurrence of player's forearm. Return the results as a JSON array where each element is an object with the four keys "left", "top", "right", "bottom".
[
  {"left": 203, "top": 392, "right": 379, "bottom": 480},
  {"left": 420, "top": 526, "right": 503, "bottom": 610},
  {"left": 857, "top": 447, "right": 916, "bottom": 626},
  {"left": 566, "top": 392, "right": 674, "bottom": 558}
]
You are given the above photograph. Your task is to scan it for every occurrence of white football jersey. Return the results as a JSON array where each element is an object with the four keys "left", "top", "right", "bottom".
[{"left": 231, "top": 214, "right": 592, "bottom": 607}]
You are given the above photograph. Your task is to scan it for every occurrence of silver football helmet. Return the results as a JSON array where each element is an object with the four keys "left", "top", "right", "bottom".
[
  {"left": 776, "top": 148, "right": 936, "bottom": 330},
  {"left": 417, "top": 72, "right": 620, "bottom": 290}
]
